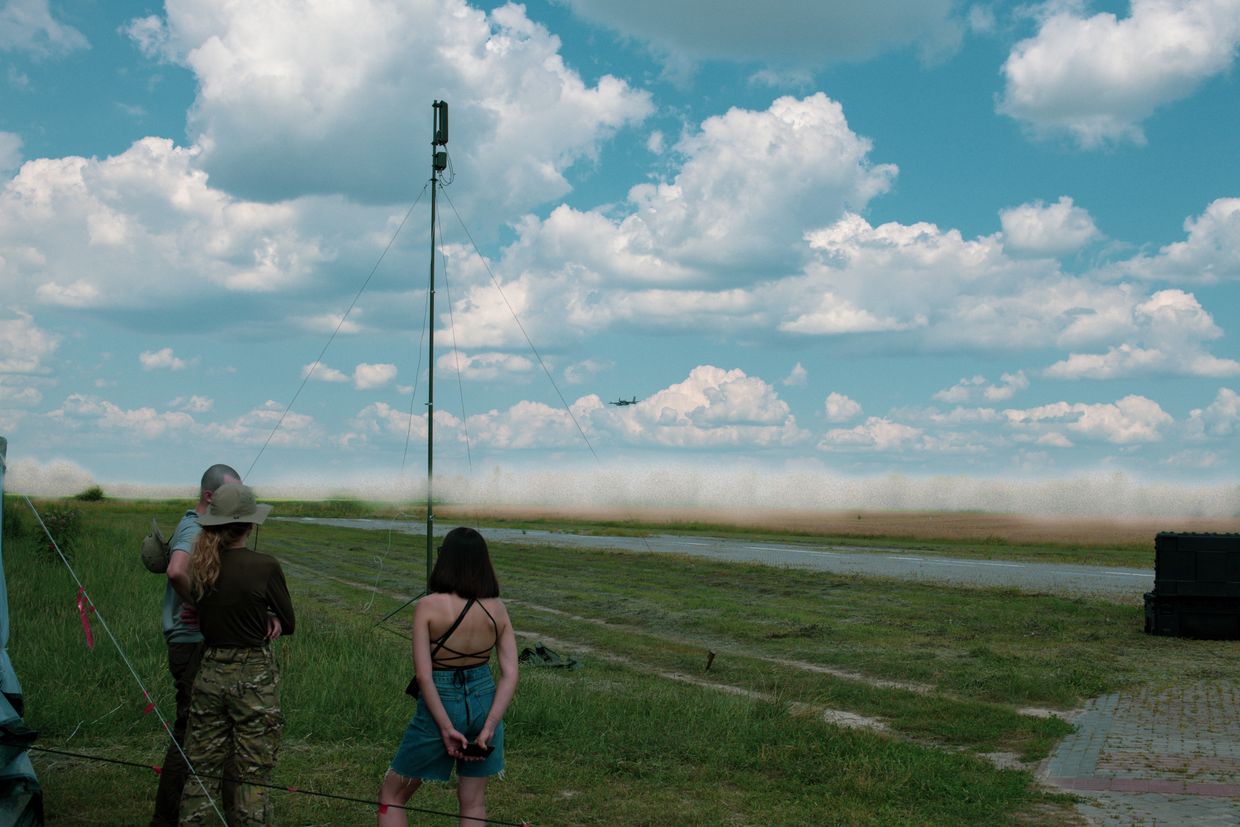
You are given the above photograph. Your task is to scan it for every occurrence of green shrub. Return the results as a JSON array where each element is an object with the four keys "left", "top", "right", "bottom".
[
  {"left": 2, "top": 496, "right": 27, "bottom": 542},
  {"left": 73, "top": 485, "right": 106, "bottom": 502},
  {"left": 38, "top": 504, "right": 82, "bottom": 560}
]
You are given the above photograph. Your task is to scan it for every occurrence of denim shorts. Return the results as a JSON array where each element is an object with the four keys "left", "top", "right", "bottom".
[{"left": 390, "top": 664, "right": 505, "bottom": 781}]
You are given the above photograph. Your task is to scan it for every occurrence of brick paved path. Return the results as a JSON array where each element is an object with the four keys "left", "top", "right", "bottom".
[{"left": 1042, "top": 680, "right": 1240, "bottom": 824}]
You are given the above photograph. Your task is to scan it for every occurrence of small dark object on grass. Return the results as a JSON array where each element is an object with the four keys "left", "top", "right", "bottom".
[
  {"left": 519, "top": 642, "right": 579, "bottom": 669},
  {"left": 705, "top": 651, "right": 716, "bottom": 671}
]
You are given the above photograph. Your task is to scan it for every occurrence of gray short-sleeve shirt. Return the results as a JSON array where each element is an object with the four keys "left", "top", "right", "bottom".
[{"left": 161, "top": 509, "right": 204, "bottom": 644}]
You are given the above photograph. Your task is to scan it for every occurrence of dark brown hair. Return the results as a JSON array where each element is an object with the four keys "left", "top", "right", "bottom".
[{"left": 428, "top": 527, "right": 500, "bottom": 599}]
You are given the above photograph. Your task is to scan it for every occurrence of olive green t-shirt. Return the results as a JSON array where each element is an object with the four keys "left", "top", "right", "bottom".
[{"left": 196, "top": 547, "right": 296, "bottom": 648}]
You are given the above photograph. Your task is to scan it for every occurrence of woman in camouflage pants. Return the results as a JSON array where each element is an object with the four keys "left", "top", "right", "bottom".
[{"left": 178, "top": 484, "right": 295, "bottom": 826}]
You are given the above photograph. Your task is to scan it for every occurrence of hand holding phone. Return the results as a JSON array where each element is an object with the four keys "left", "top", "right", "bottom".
[{"left": 461, "top": 741, "right": 494, "bottom": 758}]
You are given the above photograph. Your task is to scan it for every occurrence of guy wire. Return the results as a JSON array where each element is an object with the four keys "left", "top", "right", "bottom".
[
  {"left": 23, "top": 744, "right": 531, "bottom": 826},
  {"left": 365, "top": 239, "right": 434, "bottom": 615},
  {"left": 22, "top": 496, "right": 228, "bottom": 826},
  {"left": 246, "top": 184, "right": 429, "bottom": 481},
  {"left": 439, "top": 190, "right": 658, "bottom": 557},
  {"left": 440, "top": 208, "right": 475, "bottom": 477},
  {"left": 440, "top": 189, "right": 599, "bottom": 462},
  {"left": 372, "top": 181, "right": 481, "bottom": 629}
]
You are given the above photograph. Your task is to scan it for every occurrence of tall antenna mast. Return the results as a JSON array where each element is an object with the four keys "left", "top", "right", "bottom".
[{"left": 427, "top": 100, "right": 448, "bottom": 587}]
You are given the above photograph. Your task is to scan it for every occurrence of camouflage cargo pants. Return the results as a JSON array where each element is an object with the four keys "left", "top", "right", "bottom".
[{"left": 179, "top": 645, "right": 283, "bottom": 826}]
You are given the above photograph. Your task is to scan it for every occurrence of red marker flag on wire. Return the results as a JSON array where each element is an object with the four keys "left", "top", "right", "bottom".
[{"left": 76, "top": 587, "right": 95, "bottom": 649}]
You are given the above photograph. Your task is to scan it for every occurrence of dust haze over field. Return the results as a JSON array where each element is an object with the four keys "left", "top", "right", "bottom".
[{"left": 8, "top": 458, "right": 1238, "bottom": 542}]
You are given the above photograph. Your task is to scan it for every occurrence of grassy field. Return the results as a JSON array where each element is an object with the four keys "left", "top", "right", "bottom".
[{"left": 7, "top": 496, "right": 1240, "bottom": 824}]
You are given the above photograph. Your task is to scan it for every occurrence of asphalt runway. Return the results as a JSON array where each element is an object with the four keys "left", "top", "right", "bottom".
[{"left": 278, "top": 517, "right": 1153, "bottom": 600}]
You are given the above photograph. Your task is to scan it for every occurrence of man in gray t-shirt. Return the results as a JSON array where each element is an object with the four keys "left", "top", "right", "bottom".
[{"left": 151, "top": 463, "right": 240, "bottom": 827}]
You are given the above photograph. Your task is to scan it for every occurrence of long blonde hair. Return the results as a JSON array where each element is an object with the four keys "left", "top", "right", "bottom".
[{"left": 190, "top": 523, "right": 251, "bottom": 599}]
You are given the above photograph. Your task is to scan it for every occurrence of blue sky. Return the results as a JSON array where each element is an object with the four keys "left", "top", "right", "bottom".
[{"left": 1, "top": 0, "right": 1239, "bottom": 514}]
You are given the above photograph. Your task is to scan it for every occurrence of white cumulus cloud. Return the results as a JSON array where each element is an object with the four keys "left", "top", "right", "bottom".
[
  {"left": 466, "top": 399, "right": 597, "bottom": 450},
  {"left": 1000, "top": 196, "right": 1101, "bottom": 256},
  {"left": 1005, "top": 395, "right": 1173, "bottom": 444},
  {"left": 0, "top": 0, "right": 88, "bottom": 56},
  {"left": 302, "top": 362, "right": 350, "bottom": 383},
  {"left": 1186, "top": 387, "right": 1240, "bottom": 437},
  {"left": 1114, "top": 198, "right": 1240, "bottom": 284},
  {"left": 824, "top": 392, "right": 862, "bottom": 423},
  {"left": 297, "top": 310, "right": 364, "bottom": 335},
  {"left": 438, "top": 351, "right": 534, "bottom": 382},
  {"left": 1000, "top": 0, "right": 1240, "bottom": 146},
  {"left": 129, "top": 0, "right": 652, "bottom": 221},
  {"left": 0, "top": 309, "right": 58, "bottom": 373},
  {"left": 820, "top": 417, "right": 923, "bottom": 451},
  {"left": 50, "top": 393, "right": 196, "bottom": 440},
  {"left": 438, "top": 365, "right": 809, "bottom": 451},
  {"left": 140, "top": 347, "right": 191, "bottom": 371},
  {"left": 204, "top": 400, "right": 321, "bottom": 447},
  {"left": 494, "top": 94, "right": 896, "bottom": 288},
  {"left": 170, "top": 395, "right": 214, "bottom": 413},
  {"left": 353, "top": 362, "right": 398, "bottom": 390},
  {"left": 782, "top": 362, "right": 807, "bottom": 387},
  {"left": 935, "top": 372, "right": 1029, "bottom": 403},
  {"left": 610, "top": 366, "right": 807, "bottom": 448},
  {"left": 436, "top": 94, "right": 896, "bottom": 348},
  {"left": 1045, "top": 289, "right": 1240, "bottom": 379},
  {"left": 0, "top": 138, "right": 330, "bottom": 311}
]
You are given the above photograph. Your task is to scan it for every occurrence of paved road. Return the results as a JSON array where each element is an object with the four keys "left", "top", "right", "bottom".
[{"left": 278, "top": 517, "right": 1153, "bottom": 599}]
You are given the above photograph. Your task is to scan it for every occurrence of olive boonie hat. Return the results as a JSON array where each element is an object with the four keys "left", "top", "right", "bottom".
[{"left": 198, "top": 483, "right": 273, "bottom": 526}]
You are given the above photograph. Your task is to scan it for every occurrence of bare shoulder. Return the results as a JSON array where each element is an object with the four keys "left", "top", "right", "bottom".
[
  {"left": 480, "top": 597, "right": 511, "bottom": 626},
  {"left": 415, "top": 592, "right": 453, "bottom": 620}
]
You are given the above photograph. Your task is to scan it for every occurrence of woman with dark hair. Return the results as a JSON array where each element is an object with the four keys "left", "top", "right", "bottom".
[
  {"left": 378, "top": 527, "right": 519, "bottom": 826},
  {"left": 179, "top": 484, "right": 294, "bottom": 826}
]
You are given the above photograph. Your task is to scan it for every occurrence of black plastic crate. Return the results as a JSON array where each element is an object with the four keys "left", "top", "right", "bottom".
[
  {"left": 1154, "top": 532, "right": 1240, "bottom": 598},
  {"left": 1144, "top": 591, "right": 1240, "bottom": 639}
]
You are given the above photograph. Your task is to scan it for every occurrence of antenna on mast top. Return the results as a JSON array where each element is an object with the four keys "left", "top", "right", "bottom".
[
  {"left": 432, "top": 100, "right": 449, "bottom": 172},
  {"left": 433, "top": 100, "right": 449, "bottom": 145}
]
